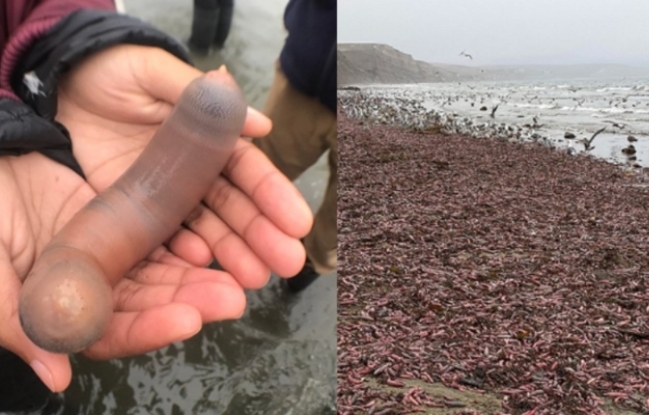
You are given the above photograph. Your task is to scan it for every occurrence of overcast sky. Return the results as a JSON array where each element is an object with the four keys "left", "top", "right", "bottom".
[{"left": 338, "top": 0, "right": 649, "bottom": 67}]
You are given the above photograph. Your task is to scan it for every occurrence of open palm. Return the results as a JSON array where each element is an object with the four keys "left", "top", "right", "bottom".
[
  {"left": 1, "top": 44, "right": 312, "bottom": 392},
  {"left": 0, "top": 152, "right": 247, "bottom": 392},
  {"left": 56, "top": 45, "right": 312, "bottom": 289}
]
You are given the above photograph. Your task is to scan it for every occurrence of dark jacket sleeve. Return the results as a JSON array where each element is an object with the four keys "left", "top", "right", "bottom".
[
  {"left": 0, "top": 99, "right": 84, "bottom": 173},
  {"left": 0, "top": 1, "right": 192, "bottom": 177},
  {"left": 279, "top": 0, "right": 336, "bottom": 113},
  {"left": 1, "top": 0, "right": 116, "bottom": 101}
]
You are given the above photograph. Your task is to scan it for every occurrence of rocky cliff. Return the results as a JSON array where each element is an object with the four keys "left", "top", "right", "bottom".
[
  {"left": 338, "top": 43, "right": 649, "bottom": 86},
  {"left": 337, "top": 43, "right": 482, "bottom": 85}
]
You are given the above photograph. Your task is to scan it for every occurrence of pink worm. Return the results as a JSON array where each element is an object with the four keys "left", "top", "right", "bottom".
[{"left": 18, "top": 67, "right": 247, "bottom": 353}]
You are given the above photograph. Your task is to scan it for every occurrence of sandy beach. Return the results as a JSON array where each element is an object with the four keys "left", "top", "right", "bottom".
[{"left": 337, "top": 108, "right": 649, "bottom": 414}]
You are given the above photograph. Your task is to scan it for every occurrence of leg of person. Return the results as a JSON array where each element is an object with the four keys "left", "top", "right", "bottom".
[
  {"left": 214, "top": 0, "right": 235, "bottom": 48},
  {"left": 252, "top": 61, "right": 336, "bottom": 291},
  {"left": 188, "top": 0, "right": 220, "bottom": 54},
  {"left": 287, "top": 137, "right": 337, "bottom": 292},
  {"left": 253, "top": 61, "right": 331, "bottom": 180}
]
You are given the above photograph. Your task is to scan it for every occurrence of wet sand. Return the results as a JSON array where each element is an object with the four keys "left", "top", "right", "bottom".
[{"left": 337, "top": 110, "right": 649, "bottom": 414}]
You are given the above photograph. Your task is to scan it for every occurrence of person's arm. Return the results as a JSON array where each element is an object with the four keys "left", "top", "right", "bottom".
[
  {"left": 1, "top": 0, "right": 115, "bottom": 101},
  {"left": 0, "top": 0, "right": 192, "bottom": 176},
  {"left": 278, "top": 0, "right": 336, "bottom": 113},
  {"left": 0, "top": 0, "right": 114, "bottom": 175}
]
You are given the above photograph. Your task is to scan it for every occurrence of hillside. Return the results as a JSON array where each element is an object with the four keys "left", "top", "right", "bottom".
[
  {"left": 337, "top": 43, "right": 483, "bottom": 85},
  {"left": 337, "top": 43, "right": 649, "bottom": 85}
]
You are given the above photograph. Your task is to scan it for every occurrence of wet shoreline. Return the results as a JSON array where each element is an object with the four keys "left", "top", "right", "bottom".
[{"left": 338, "top": 77, "right": 649, "bottom": 169}]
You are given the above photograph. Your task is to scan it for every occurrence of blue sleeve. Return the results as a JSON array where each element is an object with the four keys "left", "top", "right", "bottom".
[{"left": 279, "top": 0, "right": 336, "bottom": 113}]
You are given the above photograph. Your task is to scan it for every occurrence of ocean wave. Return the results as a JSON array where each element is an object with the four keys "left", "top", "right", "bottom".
[
  {"left": 573, "top": 107, "right": 644, "bottom": 114},
  {"left": 596, "top": 87, "right": 632, "bottom": 92},
  {"left": 512, "top": 103, "right": 560, "bottom": 109}
]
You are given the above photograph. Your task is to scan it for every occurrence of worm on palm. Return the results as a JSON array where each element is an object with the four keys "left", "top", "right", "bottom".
[{"left": 18, "top": 67, "right": 247, "bottom": 353}]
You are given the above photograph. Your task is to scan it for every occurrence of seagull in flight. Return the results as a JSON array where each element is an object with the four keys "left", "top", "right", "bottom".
[
  {"left": 490, "top": 104, "right": 499, "bottom": 118},
  {"left": 580, "top": 127, "right": 606, "bottom": 152},
  {"left": 459, "top": 50, "right": 473, "bottom": 60}
]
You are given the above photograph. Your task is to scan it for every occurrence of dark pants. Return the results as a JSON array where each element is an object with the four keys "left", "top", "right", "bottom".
[{"left": 189, "top": 0, "right": 235, "bottom": 51}]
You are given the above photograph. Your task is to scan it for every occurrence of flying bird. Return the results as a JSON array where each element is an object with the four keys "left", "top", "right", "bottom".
[
  {"left": 459, "top": 50, "right": 473, "bottom": 60},
  {"left": 580, "top": 127, "right": 606, "bottom": 152},
  {"left": 490, "top": 104, "right": 499, "bottom": 118}
]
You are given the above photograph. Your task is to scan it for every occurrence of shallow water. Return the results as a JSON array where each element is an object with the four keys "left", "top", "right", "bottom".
[
  {"left": 35, "top": 278, "right": 335, "bottom": 415},
  {"left": 2, "top": 1, "right": 336, "bottom": 414},
  {"left": 363, "top": 77, "right": 649, "bottom": 167}
]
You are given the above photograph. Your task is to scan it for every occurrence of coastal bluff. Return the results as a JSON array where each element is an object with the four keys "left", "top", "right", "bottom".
[
  {"left": 338, "top": 43, "right": 649, "bottom": 86},
  {"left": 337, "top": 43, "right": 476, "bottom": 85}
]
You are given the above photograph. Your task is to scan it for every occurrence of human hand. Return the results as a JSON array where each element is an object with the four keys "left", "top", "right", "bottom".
[
  {"left": 56, "top": 44, "right": 313, "bottom": 289},
  {"left": 0, "top": 152, "right": 250, "bottom": 392}
]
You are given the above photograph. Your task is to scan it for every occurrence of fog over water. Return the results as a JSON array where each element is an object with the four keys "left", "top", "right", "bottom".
[{"left": 339, "top": 0, "right": 649, "bottom": 67}]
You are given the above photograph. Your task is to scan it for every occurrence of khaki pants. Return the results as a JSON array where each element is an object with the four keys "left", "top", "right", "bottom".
[{"left": 253, "top": 62, "right": 337, "bottom": 275}]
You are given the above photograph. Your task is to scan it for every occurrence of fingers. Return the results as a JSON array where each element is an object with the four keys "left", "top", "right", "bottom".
[
  {"left": 188, "top": 175, "right": 306, "bottom": 278},
  {"left": 145, "top": 245, "right": 194, "bottom": 268},
  {"left": 139, "top": 48, "right": 271, "bottom": 137},
  {"left": 181, "top": 139, "right": 313, "bottom": 279},
  {"left": 183, "top": 204, "right": 271, "bottom": 288},
  {"left": 115, "top": 263, "right": 246, "bottom": 321},
  {"left": 243, "top": 107, "right": 273, "bottom": 138},
  {"left": 86, "top": 261, "right": 250, "bottom": 360},
  {"left": 0, "top": 248, "right": 71, "bottom": 392},
  {"left": 150, "top": 228, "right": 269, "bottom": 288},
  {"left": 224, "top": 139, "right": 314, "bottom": 238},
  {"left": 165, "top": 227, "right": 213, "bottom": 267},
  {"left": 82, "top": 303, "right": 202, "bottom": 360}
]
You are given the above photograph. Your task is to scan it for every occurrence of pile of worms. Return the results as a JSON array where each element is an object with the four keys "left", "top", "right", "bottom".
[{"left": 337, "top": 107, "right": 649, "bottom": 415}]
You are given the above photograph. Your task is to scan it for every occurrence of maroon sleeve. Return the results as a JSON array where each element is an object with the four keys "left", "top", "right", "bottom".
[{"left": 0, "top": 0, "right": 115, "bottom": 100}]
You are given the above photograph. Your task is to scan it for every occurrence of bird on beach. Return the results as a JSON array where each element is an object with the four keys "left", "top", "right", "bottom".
[
  {"left": 604, "top": 120, "right": 626, "bottom": 130},
  {"left": 566, "top": 142, "right": 577, "bottom": 156},
  {"left": 525, "top": 116, "right": 543, "bottom": 129},
  {"left": 622, "top": 145, "right": 636, "bottom": 155},
  {"left": 459, "top": 50, "right": 473, "bottom": 60}
]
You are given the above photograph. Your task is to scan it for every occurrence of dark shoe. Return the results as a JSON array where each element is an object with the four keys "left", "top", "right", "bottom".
[
  {"left": 188, "top": 0, "right": 220, "bottom": 54},
  {"left": 0, "top": 348, "right": 52, "bottom": 412},
  {"left": 284, "top": 259, "right": 320, "bottom": 293}
]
